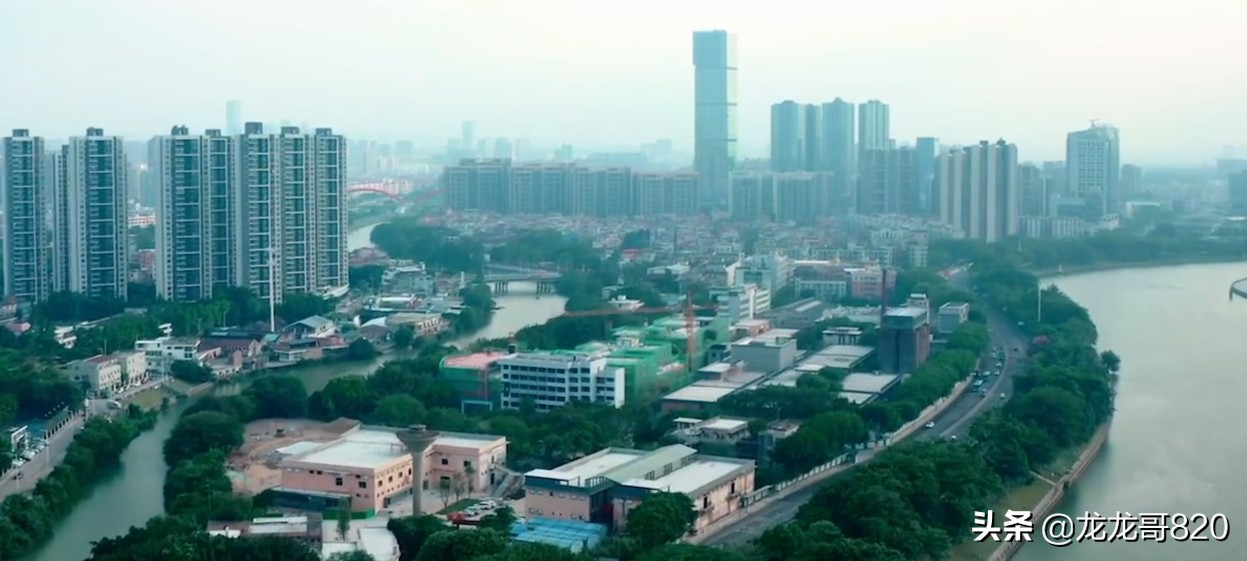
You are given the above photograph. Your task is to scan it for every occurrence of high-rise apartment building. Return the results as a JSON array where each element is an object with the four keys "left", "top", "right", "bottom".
[
  {"left": 1, "top": 130, "right": 52, "bottom": 304},
  {"left": 1120, "top": 164, "right": 1143, "bottom": 200},
  {"left": 225, "top": 100, "right": 243, "bottom": 136},
  {"left": 729, "top": 172, "right": 836, "bottom": 224},
  {"left": 937, "top": 141, "right": 1019, "bottom": 243},
  {"left": 443, "top": 161, "right": 695, "bottom": 218},
  {"left": 856, "top": 148, "right": 919, "bottom": 216},
  {"left": 63, "top": 128, "right": 129, "bottom": 299},
  {"left": 1018, "top": 163, "right": 1049, "bottom": 217},
  {"left": 820, "top": 99, "right": 856, "bottom": 195},
  {"left": 149, "top": 127, "right": 214, "bottom": 301},
  {"left": 149, "top": 124, "right": 346, "bottom": 303},
  {"left": 1065, "top": 124, "right": 1121, "bottom": 217},
  {"left": 693, "top": 30, "right": 738, "bottom": 207},
  {"left": 461, "top": 121, "right": 477, "bottom": 156},
  {"left": 770, "top": 101, "right": 804, "bottom": 172},
  {"left": 858, "top": 100, "right": 891, "bottom": 164},
  {"left": 914, "top": 137, "right": 939, "bottom": 216}
]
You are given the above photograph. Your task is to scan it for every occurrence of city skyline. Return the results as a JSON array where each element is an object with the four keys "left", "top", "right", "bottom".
[{"left": 2, "top": 0, "right": 1244, "bottom": 164}]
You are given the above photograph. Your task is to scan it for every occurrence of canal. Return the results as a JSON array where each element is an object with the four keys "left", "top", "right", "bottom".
[
  {"left": 1013, "top": 262, "right": 1247, "bottom": 561},
  {"left": 28, "top": 222, "right": 567, "bottom": 561}
]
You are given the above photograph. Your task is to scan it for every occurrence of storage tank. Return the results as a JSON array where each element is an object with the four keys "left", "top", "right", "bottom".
[{"left": 397, "top": 424, "right": 439, "bottom": 515}]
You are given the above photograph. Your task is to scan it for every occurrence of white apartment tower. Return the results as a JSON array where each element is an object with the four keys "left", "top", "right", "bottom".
[
  {"left": 232, "top": 123, "right": 347, "bottom": 304},
  {"left": 938, "top": 140, "right": 1019, "bottom": 243},
  {"left": 498, "top": 352, "right": 625, "bottom": 411},
  {"left": 1, "top": 130, "right": 52, "bottom": 304},
  {"left": 1066, "top": 124, "right": 1120, "bottom": 217},
  {"left": 150, "top": 126, "right": 215, "bottom": 301},
  {"left": 63, "top": 128, "right": 129, "bottom": 300}
]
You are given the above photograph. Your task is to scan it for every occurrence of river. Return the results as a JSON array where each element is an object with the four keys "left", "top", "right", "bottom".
[
  {"left": 1014, "top": 261, "right": 1247, "bottom": 560},
  {"left": 27, "top": 222, "right": 567, "bottom": 561}
]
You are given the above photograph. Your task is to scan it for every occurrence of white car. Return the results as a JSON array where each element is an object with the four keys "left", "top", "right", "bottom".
[{"left": 924, "top": 421, "right": 936, "bottom": 429}]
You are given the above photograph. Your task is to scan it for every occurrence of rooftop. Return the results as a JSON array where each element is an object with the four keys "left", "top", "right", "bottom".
[
  {"left": 547, "top": 449, "right": 647, "bottom": 483},
  {"left": 600, "top": 445, "right": 696, "bottom": 483},
  {"left": 510, "top": 517, "right": 608, "bottom": 552},
  {"left": 290, "top": 429, "right": 409, "bottom": 470},
  {"left": 939, "top": 301, "right": 970, "bottom": 311},
  {"left": 884, "top": 306, "right": 926, "bottom": 318},
  {"left": 700, "top": 418, "right": 749, "bottom": 432},
  {"left": 621, "top": 459, "right": 749, "bottom": 495},
  {"left": 662, "top": 384, "right": 738, "bottom": 403},
  {"left": 441, "top": 351, "right": 509, "bottom": 371},
  {"left": 434, "top": 432, "right": 505, "bottom": 450},
  {"left": 841, "top": 372, "right": 902, "bottom": 395}
]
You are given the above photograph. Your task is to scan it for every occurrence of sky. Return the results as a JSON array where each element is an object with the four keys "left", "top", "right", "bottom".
[{"left": 1, "top": 0, "right": 1244, "bottom": 165}]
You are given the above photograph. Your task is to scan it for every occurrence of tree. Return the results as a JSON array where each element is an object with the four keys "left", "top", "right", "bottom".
[
  {"left": 393, "top": 326, "right": 416, "bottom": 349},
  {"left": 309, "top": 376, "right": 379, "bottom": 421},
  {"left": 169, "top": 359, "right": 214, "bottom": 384},
  {"left": 348, "top": 338, "right": 379, "bottom": 360},
  {"left": 245, "top": 375, "right": 308, "bottom": 419},
  {"left": 277, "top": 292, "right": 335, "bottom": 324},
  {"left": 414, "top": 528, "right": 508, "bottom": 561},
  {"left": 163, "top": 411, "right": 245, "bottom": 467},
  {"left": 1100, "top": 350, "right": 1121, "bottom": 373},
  {"left": 478, "top": 505, "right": 517, "bottom": 533},
  {"left": 328, "top": 552, "right": 377, "bottom": 561},
  {"left": 451, "top": 473, "right": 466, "bottom": 502},
  {"left": 463, "top": 464, "right": 477, "bottom": 496},
  {"left": 437, "top": 479, "right": 453, "bottom": 508},
  {"left": 337, "top": 499, "right": 352, "bottom": 541},
  {"left": 627, "top": 492, "right": 697, "bottom": 549},
  {"left": 388, "top": 515, "right": 450, "bottom": 561}
]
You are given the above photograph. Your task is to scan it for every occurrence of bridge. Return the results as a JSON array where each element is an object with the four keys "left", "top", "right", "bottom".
[{"left": 482, "top": 264, "right": 561, "bottom": 294}]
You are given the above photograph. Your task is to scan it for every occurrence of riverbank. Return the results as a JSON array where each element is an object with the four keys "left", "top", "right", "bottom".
[
  {"left": 1031, "top": 254, "right": 1247, "bottom": 278},
  {"left": 348, "top": 212, "right": 397, "bottom": 231}
]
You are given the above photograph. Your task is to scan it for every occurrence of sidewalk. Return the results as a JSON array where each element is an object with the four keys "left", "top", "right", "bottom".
[{"left": 0, "top": 414, "right": 85, "bottom": 499}]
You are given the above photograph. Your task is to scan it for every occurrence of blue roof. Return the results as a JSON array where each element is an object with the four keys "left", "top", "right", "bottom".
[{"left": 510, "top": 517, "right": 608, "bottom": 552}]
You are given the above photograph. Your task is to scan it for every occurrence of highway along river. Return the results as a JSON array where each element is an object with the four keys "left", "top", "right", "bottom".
[
  {"left": 1014, "top": 262, "right": 1247, "bottom": 561},
  {"left": 26, "top": 223, "right": 568, "bottom": 561}
]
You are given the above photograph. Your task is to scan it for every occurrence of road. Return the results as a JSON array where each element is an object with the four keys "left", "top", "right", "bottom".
[
  {"left": 702, "top": 270, "right": 1030, "bottom": 546},
  {"left": 0, "top": 415, "right": 85, "bottom": 499}
]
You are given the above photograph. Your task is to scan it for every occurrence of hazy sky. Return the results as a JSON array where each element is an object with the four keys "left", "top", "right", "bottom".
[{"left": 1, "top": 0, "right": 1244, "bottom": 164}]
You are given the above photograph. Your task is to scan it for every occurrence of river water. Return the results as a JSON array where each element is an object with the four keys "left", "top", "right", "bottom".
[
  {"left": 1014, "top": 262, "right": 1247, "bottom": 560},
  {"left": 28, "top": 223, "right": 568, "bottom": 561}
]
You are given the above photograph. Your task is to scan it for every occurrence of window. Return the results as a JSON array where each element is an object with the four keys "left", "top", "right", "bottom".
[
  {"left": 463, "top": 460, "right": 472, "bottom": 468},
  {"left": 335, "top": 477, "right": 344, "bottom": 486},
  {"left": 703, "top": 496, "right": 710, "bottom": 509},
  {"left": 441, "top": 458, "right": 448, "bottom": 466},
  {"left": 358, "top": 481, "right": 367, "bottom": 489}
]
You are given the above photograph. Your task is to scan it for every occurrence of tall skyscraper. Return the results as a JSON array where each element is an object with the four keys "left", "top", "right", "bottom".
[
  {"left": 937, "top": 141, "right": 1019, "bottom": 242},
  {"left": 1, "top": 130, "right": 52, "bottom": 304},
  {"left": 858, "top": 100, "right": 891, "bottom": 163},
  {"left": 63, "top": 128, "right": 129, "bottom": 299},
  {"left": 1018, "top": 163, "right": 1048, "bottom": 216},
  {"left": 770, "top": 101, "right": 805, "bottom": 172},
  {"left": 820, "top": 98, "right": 856, "bottom": 198},
  {"left": 1065, "top": 123, "right": 1120, "bottom": 217},
  {"left": 1120, "top": 164, "right": 1143, "bottom": 200},
  {"left": 802, "top": 104, "right": 821, "bottom": 174},
  {"left": 693, "top": 30, "right": 738, "bottom": 207},
  {"left": 857, "top": 148, "right": 918, "bottom": 215},
  {"left": 225, "top": 100, "right": 243, "bottom": 136}
]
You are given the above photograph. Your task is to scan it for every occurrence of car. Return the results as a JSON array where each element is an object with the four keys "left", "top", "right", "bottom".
[
  {"left": 999, "top": 393, "right": 1008, "bottom": 400},
  {"left": 924, "top": 421, "right": 936, "bottom": 429}
]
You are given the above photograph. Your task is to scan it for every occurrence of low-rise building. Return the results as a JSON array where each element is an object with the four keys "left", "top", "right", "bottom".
[
  {"left": 286, "top": 315, "right": 338, "bottom": 339},
  {"left": 729, "top": 329, "right": 799, "bottom": 373},
  {"left": 522, "top": 444, "right": 755, "bottom": 533},
  {"left": 822, "top": 326, "right": 863, "bottom": 346},
  {"left": 498, "top": 352, "right": 625, "bottom": 411},
  {"left": 275, "top": 427, "right": 508, "bottom": 516},
  {"left": 671, "top": 417, "right": 751, "bottom": 445},
  {"left": 207, "top": 514, "right": 323, "bottom": 546},
  {"left": 936, "top": 302, "right": 970, "bottom": 334},
  {"left": 135, "top": 336, "right": 205, "bottom": 375},
  {"left": 62, "top": 351, "right": 149, "bottom": 396}
]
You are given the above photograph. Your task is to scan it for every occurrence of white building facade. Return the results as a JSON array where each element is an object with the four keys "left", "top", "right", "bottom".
[{"left": 498, "top": 352, "right": 625, "bottom": 411}]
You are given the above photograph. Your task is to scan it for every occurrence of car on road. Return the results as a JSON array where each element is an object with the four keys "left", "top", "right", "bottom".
[
  {"left": 924, "top": 422, "right": 936, "bottom": 429},
  {"left": 999, "top": 393, "right": 1008, "bottom": 400}
]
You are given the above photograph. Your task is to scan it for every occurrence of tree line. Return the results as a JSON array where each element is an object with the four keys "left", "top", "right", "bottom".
[{"left": 0, "top": 408, "right": 156, "bottom": 560}]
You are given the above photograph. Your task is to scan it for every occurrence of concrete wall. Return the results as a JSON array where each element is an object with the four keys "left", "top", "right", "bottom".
[
  {"left": 987, "top": 422, "right": 1112, "bottom": 561},
  {"left": 424, "top": 439, "right": 508, "bottom": 492},
  {"left": 691, "top": 469, "right": 755, "bottom": 531}
]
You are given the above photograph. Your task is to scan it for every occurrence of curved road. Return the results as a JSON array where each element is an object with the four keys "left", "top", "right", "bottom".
[{"left": 703, "top": 271, "right": 1029, "bottom": 546}]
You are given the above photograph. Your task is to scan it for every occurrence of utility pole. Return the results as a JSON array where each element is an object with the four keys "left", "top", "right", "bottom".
[
  {"left": 1037, "top": 286, "right": 1043, "bottom": 324},
  {"left": 267, "top": 247, "right": 278, "bottom": 332}
]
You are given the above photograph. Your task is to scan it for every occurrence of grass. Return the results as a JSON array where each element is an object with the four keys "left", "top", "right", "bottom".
[
  {"left": 437, "top": 498, "right": 480, "bottom": 514},
  {"left": 946, "top": 479, "right": 1055, "bottom": 561},
  {"left": 128, "top": 388, "right": 168, "bottom": 410}
]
